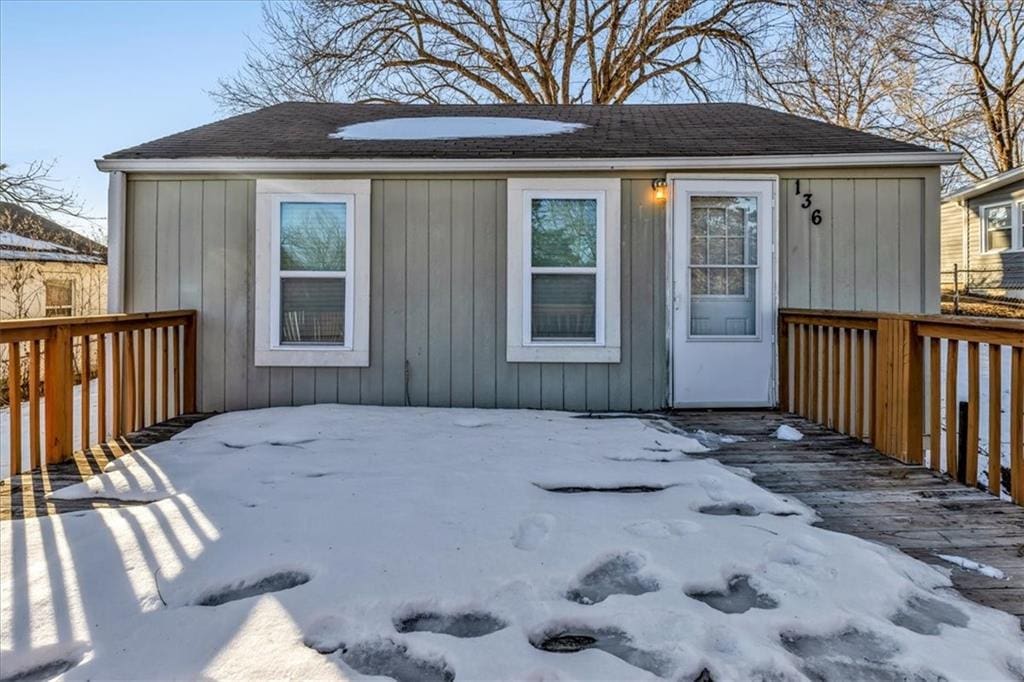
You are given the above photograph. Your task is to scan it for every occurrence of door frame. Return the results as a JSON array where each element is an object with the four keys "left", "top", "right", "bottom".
[{"left": 664, "top": 173, "right": 781, "bottom": 408}]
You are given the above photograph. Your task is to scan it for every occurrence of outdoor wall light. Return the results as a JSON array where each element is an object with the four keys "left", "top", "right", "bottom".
[{"left": 652, "top": 179, "right": 668, "bottom": 201}]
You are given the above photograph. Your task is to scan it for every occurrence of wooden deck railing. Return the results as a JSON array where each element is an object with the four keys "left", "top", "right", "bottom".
[
  {"left": 1, "top": 311, "right": 197, "bottom": 475},
  {"left": 779, "top": 309, "right": 1024, "bottom": 504}
]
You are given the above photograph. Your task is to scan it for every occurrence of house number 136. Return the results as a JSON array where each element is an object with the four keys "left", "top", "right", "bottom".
[{"left": 794, "top": 180, "right": 823, "bottom": 225}]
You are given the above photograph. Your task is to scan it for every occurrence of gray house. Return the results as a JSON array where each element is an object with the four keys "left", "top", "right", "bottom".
[
  {"left": 96, "top": 103, "right": 955, "bottom": 413},
  {"left": 941, "top": 167, "right": 1024, "bottom": 298}
]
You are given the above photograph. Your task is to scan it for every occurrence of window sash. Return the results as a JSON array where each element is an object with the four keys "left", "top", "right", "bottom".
[
  {"left": 522, "top": 190, "right": 606, "bottom": 346},
  {"left": 270, "top": 194, "right": 355, "bottom": 349},
  {"left": 981, "top": 202, "right": 1014, "bottom": 252}
]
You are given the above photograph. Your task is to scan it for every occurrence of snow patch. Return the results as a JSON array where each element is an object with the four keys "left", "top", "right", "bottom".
[
  {"left": 329, "top": 116, "right": 587, "bottom": 140},
  {"left": 3, "top": 405, "right": 1022, "bottom": 680},
  {"left": 936, "top": 555, "right": 1007, "bottom": 580},
  {"left": 775, "top": 425, "right": 804, "bottom": 441}
]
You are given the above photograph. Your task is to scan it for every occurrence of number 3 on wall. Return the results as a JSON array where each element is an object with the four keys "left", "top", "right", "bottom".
[{"left": 794, "top": 180, "right": 824, "bottom": 226}]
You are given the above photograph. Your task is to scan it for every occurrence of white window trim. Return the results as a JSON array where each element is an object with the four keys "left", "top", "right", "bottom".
[
  {"left": 507, "top": 178, "right": 620, "bottom": 363},
  {"left": 979, "top": 200, "right": 1021, "bottom": 253},
  {"left": 255, "top": 179, "right": 371, "bottom": 367}
]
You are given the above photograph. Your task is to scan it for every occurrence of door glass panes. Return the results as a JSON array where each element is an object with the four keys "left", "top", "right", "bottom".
[
  {"left": 530, "top": 197, "right": 598, "bottom": 342},
  {"left": 689, "top": 195, "right": 757, "bottom": 336}
]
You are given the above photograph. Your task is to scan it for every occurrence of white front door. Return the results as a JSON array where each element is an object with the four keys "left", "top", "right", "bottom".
[{"left": 671, "top": 178, "right": 776, "bottom": 407}]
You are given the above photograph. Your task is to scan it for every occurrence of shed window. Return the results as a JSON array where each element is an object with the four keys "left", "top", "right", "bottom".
[
  {"left": 981, "top": 203, "right": 1013, "bottom": 252},
  {"left": 507, "top": 178, "right": 621, "bottom": 363},
  {"left": 255, "top": 180, "right": 371, "bottom": 367},
  {"left": 44, "top": 280, "right": 73, "bottom": 317}
]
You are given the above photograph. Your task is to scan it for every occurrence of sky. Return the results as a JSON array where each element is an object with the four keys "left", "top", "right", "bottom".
[{"left": 0, "top": 0, "right": 265, "bottom": 238}]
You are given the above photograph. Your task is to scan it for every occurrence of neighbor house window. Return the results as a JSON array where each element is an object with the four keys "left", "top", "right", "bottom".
[
  {"left": 981, "top": 202, "right": 1013, "bottom": 252},
  {"left": 507, "top": 178, "right": 621, "bottom": 363},
  {"left": 255, "top": 179, "right": 371, "bottom": 366},
  {"left": 44, "top": 280, "right": 74, "bottom": 317}
]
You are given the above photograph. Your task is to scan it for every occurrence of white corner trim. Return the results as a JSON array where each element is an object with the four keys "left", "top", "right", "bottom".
[
  {"left": 95, "top": 151, "right": 961, "bottom": 174},
  {"left": 254, "top": 178, "right": 371, "bottom": 367},
  {"left": 506, "top": 177, "right": 621, "bottom": 364},
  {"left": 106, "top": 171, "right": 126, "bottom": 313}
]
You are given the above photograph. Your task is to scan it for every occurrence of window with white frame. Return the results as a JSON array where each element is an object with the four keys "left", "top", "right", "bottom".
[
  {"left": 255, "top": 179, "right": 371, "bottom": 366},
  {"left": 507, "top": 178, "right": 620, "bottom": 363},
  {"left": 981, "top": 202, "right": 1015, "bottom": 252}
]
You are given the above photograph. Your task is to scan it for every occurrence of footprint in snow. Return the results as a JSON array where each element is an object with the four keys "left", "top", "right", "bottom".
[
  {"left": 686, "top": 575, "right": 778, "bottom": 614},
  {"left": 513, "top": 514, "right": 555, "bottom": 550},
  {"left": 395, "top": 610, "right": 507, "bottom": 638},
  {"left": 623, "top": 519, "right": 700, "bottom": 538},
  {"left": 781, "top": 627, "right": 941, "bottom": 681},
  {"left": 531, "top": 625, "right": 674, "bottom": 678},
  {"left": 890, "top": 595, "right": 968, "bottom": 635},
  {"left": 566, "top": 552, "right": 660, "bottom": 605}
]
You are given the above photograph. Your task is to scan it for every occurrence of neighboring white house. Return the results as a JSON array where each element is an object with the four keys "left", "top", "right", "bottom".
[{"left": 0, "top": 202, "right": 108, "bottom": 320}]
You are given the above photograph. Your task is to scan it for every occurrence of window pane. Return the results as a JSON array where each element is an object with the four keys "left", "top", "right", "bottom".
[
  {"left": 985, "top": 204, "right": 1012, "bottom": 250},
  {"left": 280, "top": 202, "right": 346, "bottom": 271},
  {"left": 531, "top": 198, "right": 597, "bottom": 267},
  {"left": 280, "top": 278, "right": 345, "bottom": 344},
  {"left": 690, "top": 235, "right": 707, "bottom": 264},
  {"left": 691, "top": 196, "right": 757, "bottom": 264},
  {"left": 531, "top": 274, "right": 596, "bottom": 340},
  {"left": 707, "top": 267, "right": 729, "bottom": 295},
  {"left": 690, "top": 269, "right": 756, "bottom": 336}
]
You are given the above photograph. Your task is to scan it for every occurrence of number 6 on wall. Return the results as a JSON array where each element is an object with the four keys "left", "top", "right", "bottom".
[{"left": 811, "top": 209, "right": 822, "bottom": 225}]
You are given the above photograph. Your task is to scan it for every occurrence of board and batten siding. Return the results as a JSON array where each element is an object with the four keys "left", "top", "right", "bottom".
[
  {"left": 777, "top": 174, "right": 939, "bottom": 314},
  {"left": 124, "top": 178, "right": 667, "bottom": 413},
  {"left": 123, "top": 168, "right": 938, "bottom": 413}
]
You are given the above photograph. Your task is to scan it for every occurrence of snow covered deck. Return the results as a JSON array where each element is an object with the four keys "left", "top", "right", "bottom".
[{"left": 1, "top": 406, "right": 1022, "bottom": 680}]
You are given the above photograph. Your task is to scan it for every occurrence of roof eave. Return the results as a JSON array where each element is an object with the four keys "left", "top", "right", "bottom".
[
  {"left": 941, "top": 166, "right": 1024, "bottom": 203},
  {"left": 95, "top": 151, "right": 961, "bottom": 174}
]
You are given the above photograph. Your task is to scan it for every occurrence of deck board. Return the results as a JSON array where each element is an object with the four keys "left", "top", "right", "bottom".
[
  {"left": 660, "top": 410, "right": 1024, "bottom": 627},
  {"left": 2, "top": 408, "right": 1021, "bottom": 627},
  {"left": 0, "top": 414, "right": 211, "bottom": 520}
]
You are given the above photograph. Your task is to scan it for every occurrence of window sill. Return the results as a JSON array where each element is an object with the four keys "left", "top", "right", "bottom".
[
  {"left": 255, "top": 347, "right": 369, "bottom": 367},
  {"left": 507, "top": 344, "right": 620, "bottom": 363}
]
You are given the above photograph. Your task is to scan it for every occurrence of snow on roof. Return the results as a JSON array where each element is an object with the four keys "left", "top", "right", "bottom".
[
  {"left": 0, "top": 231, "right": 76, "bottom": 252},
  {"left": 328, "top": 116, "right": 589, "bottom": 140},
  {"left": 0, "top": 247, "right": 105, "bottom": 264}
]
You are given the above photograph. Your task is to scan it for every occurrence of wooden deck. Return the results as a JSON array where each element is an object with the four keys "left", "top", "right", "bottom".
[
  {"left": 1, "top": 408, "right": 1021, "bottom": 627},
  {"left": 661, "top": 410, "right": 1024, "bottom": 627},
  {"left": 0, "top": 414, "right": 210, "bottom": 521}
]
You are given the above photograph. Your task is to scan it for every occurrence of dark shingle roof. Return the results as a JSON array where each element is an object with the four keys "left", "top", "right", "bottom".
[{"left": 104, "top": 103, "right": 934, "bottom": 160}]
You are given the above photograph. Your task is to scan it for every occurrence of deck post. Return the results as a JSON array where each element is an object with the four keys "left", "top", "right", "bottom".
[
  {"left": 874, "top": 318, "right": 923, "bottom": 464},
  {"left": 183, "top": 313, "right": 198, "bottom": 414},
  {"left": 777, "top": 317, "right": 789, "bottom": 410},
  {"left": 43, "top": 324, "right": 74, "bottom": 465}
]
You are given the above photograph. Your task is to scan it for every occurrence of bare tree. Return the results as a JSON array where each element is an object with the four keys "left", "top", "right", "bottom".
[
  {"left": 896, "top": 0, "right": 1024, "bottom": 181},
  {"left": 746, "top": 0, "right": 919, "bottom": 133},
  {"left": 0, "top": 160, "right": 86, "bottom": 219},
  {"left": 214, "top": 0, "right": 783, "bottom": 110}
]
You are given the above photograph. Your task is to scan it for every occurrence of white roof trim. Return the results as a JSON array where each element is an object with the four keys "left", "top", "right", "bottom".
[
  {"left": 95, "top": 151, "right": 960, "bottom": 174},
  {"left": 942, "top": 166, "right": 1024, "bottom": 203}
]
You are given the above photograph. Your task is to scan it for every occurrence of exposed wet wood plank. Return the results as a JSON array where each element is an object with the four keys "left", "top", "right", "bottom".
[{"left": 660, "top": 410, "right": 1024, "bottom": 627}]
